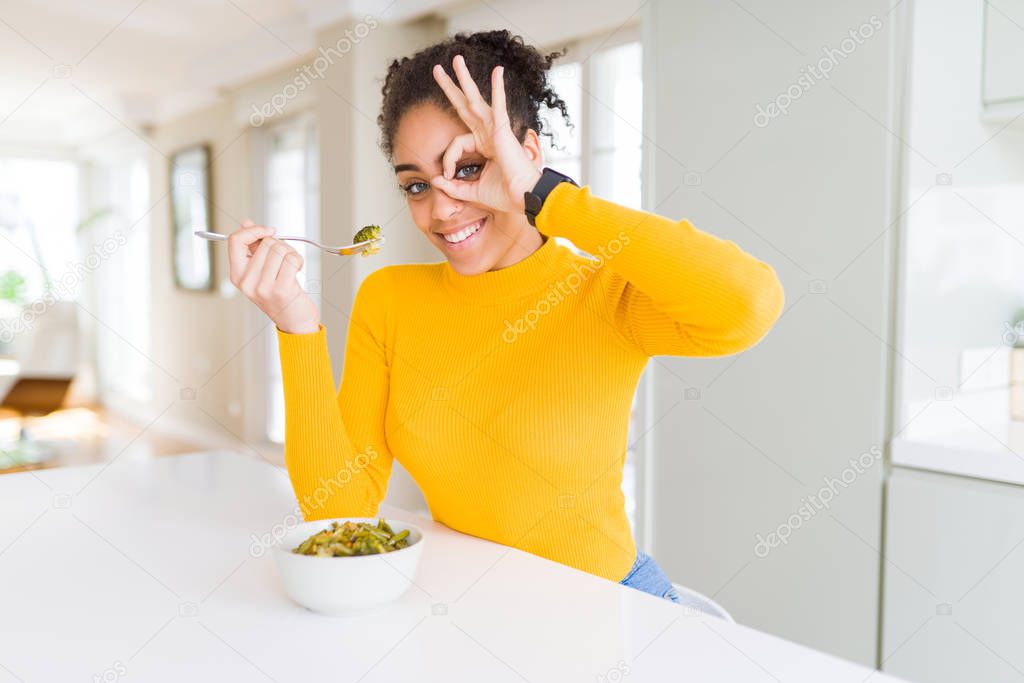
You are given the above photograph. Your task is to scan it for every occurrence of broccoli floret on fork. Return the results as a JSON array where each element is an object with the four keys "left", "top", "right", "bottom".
[{"left": 352, "top": 224, "right": 382, "bottom": 256}]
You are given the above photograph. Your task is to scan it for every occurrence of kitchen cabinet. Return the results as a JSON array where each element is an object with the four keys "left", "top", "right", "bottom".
[
  {"left": 882, "top": 465, "right": 1024, "bottom": 682},
  {"left": 983, "top": 0, "right": 1024, "bottom": 107}
]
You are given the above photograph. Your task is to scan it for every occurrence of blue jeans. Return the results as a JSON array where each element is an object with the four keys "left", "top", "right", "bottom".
[{"left": 619, "top": 549, "right": 681, "bottom": 603}]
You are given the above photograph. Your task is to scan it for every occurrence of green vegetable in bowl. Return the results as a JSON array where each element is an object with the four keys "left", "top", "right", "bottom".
[
  {"left": 352, "top": 224, "right": 382, "bottom": 257},
  {"left": 293, "top": 519, "right": 411, "bottom": 557}
]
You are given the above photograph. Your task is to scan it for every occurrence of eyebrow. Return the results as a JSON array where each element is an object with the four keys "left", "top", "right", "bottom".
[
  {"left": 394, "top": 150, "right": 480, "bottom": 175},
  {"left": 394, "top": 154, "right": 439, "bottom": 173}
]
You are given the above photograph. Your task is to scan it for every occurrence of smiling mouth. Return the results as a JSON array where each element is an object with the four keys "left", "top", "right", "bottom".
[{"left": 438, "top": 218, "right": 485, "bottom": 247}]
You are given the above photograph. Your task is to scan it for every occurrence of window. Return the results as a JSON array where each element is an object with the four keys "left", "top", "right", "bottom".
[
  {"left": 540, "top": 37, "right": 643, "bottom": 209},
  {"left": 588, "top": 42, "right": 643, "bottom": 210},
  {"left": 0, "top": 153, "right": 152, "bottom": 406},
  {"left": 90, "top": 158, "right": 152, "bottom": 403},
  {"left": 543, "top": 62, "right": 583, "bottom": 184},
  {"left": 0, "top": 158, "right": 79, "bottom": 304},
  {"left": 259, "top": 115, "right": 320, "bottom": 444},
  {"left": 541, "top": 32, "right": 645, "bottom": 532},
  {"left": 0, "top": 158, "right": 80, "bottom": 362}
]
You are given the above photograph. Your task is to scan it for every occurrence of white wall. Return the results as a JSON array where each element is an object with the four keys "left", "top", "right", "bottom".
[
  {"left": 646, "top": 0, "right": 904, "bottom": 665},
  {"left": 146, "top": 98, "right": 258, "bottom": 453}
]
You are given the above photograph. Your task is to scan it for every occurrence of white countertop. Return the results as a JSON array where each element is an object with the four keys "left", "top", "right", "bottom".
[
  {"left": 892, "top": 421, "right": 1024, "bottom": 486},
  {"left": 0, "top": 452, "right": 904, "bottom": 682}
]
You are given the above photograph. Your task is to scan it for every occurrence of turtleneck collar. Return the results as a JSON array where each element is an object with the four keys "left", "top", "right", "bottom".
[{"left": 441, "top": 235, "right": 567, "bottom": 303}]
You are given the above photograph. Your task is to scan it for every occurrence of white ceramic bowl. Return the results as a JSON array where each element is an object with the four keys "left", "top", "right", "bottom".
[{"left": 273, "top": 518, "right": 425, "bottom": 616}]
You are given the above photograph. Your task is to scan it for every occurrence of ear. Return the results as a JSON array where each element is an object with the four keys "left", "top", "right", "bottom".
[{"left": 520, "top": 128, "right": 544, "bottom": 169}]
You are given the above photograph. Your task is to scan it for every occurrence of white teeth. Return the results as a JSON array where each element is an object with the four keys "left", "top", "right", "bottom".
[{"left": 442, "top": 220, "right": 481, "bottom": 244}]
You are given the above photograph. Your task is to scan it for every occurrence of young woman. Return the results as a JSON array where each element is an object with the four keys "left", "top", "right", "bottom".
[{"left": 227, "top": 30, "right": 784, "bottom": 605}]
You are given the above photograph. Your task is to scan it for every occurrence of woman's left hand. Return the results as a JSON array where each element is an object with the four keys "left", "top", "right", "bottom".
[{"left": 430, "top": 55, "right": 542, "bottom": 214}]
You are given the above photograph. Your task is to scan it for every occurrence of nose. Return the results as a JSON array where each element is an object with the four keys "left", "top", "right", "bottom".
[{"left": 431, "top": 185, "right": 464, "bottom": 223}]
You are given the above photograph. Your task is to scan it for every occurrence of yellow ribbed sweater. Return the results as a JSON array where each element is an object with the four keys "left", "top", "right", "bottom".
[{"left": 277, "top": 183, "right": 784, "bottom": 582}]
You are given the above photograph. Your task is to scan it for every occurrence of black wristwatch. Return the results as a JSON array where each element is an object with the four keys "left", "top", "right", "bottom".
[{"left": 524, "top": 167, "right": 578, "bottom": 226}]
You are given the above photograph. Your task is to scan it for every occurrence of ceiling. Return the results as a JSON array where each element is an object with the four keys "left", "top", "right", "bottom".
[{"left": 0, "top": 0, "right": 454, "bottom": 152}]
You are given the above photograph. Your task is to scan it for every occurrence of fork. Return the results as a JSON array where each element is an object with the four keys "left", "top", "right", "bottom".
[{"left": 194, "top": 230, "right": 383, "bottom": 256}]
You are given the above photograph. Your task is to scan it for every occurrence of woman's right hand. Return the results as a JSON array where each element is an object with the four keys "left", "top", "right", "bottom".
[{"left": 228, "top": 220, "right": 321, "bottom": 335}]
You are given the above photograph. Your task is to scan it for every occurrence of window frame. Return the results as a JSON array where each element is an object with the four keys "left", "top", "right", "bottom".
[{"left": 244, "top": 110, "right": 321, "bottom": 454}]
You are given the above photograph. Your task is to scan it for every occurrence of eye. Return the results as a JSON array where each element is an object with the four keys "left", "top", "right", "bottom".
[
  {"left": 401, "top": 181, "right": 429, "bottom": 197},
  {"left": 454, "top": 163, "right": 482, "bottom": 180}
]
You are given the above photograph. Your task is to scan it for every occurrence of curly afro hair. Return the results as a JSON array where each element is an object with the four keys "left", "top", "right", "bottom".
[{"left": 378, "top": 30, "right": 572, "bottom": 160}]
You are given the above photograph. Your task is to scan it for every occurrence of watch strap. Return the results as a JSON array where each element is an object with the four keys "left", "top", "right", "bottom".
[{"left": 524, "top": 167, "right": 578, "bottom": 226}]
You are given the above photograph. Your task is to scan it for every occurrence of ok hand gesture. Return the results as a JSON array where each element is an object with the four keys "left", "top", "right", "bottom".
[{"left": 429, "top": 55, "right": 542, "bottom": 214}]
